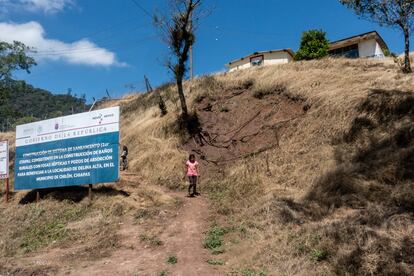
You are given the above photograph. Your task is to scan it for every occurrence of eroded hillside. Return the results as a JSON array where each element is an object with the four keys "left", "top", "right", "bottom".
[{"left": 1, "top": 57, "right": 414, "bottom": 275}]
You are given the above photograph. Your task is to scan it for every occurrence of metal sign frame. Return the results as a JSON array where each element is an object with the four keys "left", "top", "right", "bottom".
[
  {"left": 0, "top": 140, "right": 8, "bottom": 179},
  {"left": 14, "top": 107, "right": 120, "bottom": 191}
]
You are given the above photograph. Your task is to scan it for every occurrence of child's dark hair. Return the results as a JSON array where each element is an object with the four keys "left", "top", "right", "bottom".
[{"left": 189, "top": 154, "right": 195, "bottom": 160}]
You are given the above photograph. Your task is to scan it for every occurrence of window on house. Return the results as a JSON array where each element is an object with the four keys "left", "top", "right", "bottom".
[
  {"left": 329, "top": 44, "right": 359, "bottom": 58},
  {"left": 250, "top": 55, "right": 264, "bottom": 66}
]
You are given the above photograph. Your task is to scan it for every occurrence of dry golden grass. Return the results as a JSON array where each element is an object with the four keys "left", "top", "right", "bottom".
[
  {"left": 179, "top": 57, "right": 414, "bottom": 274},
  {"left": 1, "top": 56, "right": 414, "bottom": 275},
  {"left": 85, "top": 57, "right": 414, "bottom": 274},
  {"left": 111, "top": 92, "right": 188, "bottom": 189}
]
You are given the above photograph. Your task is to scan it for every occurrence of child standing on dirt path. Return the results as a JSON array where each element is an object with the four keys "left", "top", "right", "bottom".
[{"left": 185, "top": 154, "right": 200, "bottom": 197}]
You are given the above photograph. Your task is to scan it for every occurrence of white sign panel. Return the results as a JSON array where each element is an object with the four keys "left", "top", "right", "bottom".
[
  {"left": 16, "top": 106, "right": 120, "bottom": 147},
  {"left": 0, "top": 140, "right": 9, "bottom": 179},
  {"left": 14, "top": 106, "right": 120, "bottom": 190}
]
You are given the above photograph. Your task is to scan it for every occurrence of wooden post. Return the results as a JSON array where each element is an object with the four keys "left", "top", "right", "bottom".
[
  {"left": 4, "top": 178, "right": 9, "bottom": 203},
  {"left": 88, "top": 184, "right": 93, "bottom": 203},
  {"left": 36, "top": 191, "right": 40, "bottom": 203}
]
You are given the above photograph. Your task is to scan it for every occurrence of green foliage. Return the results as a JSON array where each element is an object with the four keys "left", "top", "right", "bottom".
[
  {"left": 12, "top": 116, "right": 38, "bottom": 129},
  {"left": 0, "top": 41, "right": 36, "bottom": 109},
  {"left": 21, "top": 220, "right": 67, "bottom": 252},
  {"left": 311, "top": 249, "right": 328, "bottom": 261},
  {"left": 292, "top": 232, "right": 328, "bottom": 262},
  {"left": 340, "top": 0, "right": 413, "bottom": 72},
  {"left": 19, "top": 204, "right": 88, "bottom": 253},
  {"left": 207, "top": 259, "right": 225, "bottom": 265},
  {"left": 203, "top": 225, "right": 226, "bottom": 254},
  {"left": 159, "top": 270, "right": 168, "bottom": 276},
  {"left": 0, "top": 40, "right": 87, "bottom": 131},
  {"left": 0, "top": 41, "right": 36, "bottom": 81},
  {"left": 339, "top": 0, "right": 414, "bottom": 29},
  {"left": 167, "top": 255, "right": 178, "bottom": 264},
  {"left": 295, "top": 29, "right": 330, "bottom": 61},
  {"left": 154, "top": 0, "right": 203, "bottom": 116},
  {"left": 0, "top": 79, "right": 89, "bottom": 131}
]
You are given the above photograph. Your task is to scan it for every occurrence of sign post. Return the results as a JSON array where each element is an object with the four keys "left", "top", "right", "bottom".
[
  {"left": 0, "top": 140, "right": 9, "bottom": 203},
  {"left": 88, "top": 184, "right": 93, "bottom": 203},
  {"left": 5, "top": 178, "right": 9, "bottom": 203},
  {"left": 14, "top": 107, "right": 120, "bottom": 196}
]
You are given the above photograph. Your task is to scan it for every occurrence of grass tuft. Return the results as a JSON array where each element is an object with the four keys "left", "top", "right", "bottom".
[
  {"left": 167, "top": 255, "right": 178, "bottom": 264},
  {"left": 207, "top": 259, "right": 225, "bottom": 265},
  {"left": 203, "top": 225, "right": 226, "bottom": 253},
  {"left": 311, "top": 249, "right": 328, "bottom": 262},
  {"left": 139, "top": 234, "right": 163, "bottom": 247}
]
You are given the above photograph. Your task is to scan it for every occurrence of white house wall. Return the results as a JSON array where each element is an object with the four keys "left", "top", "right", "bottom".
[
  {"left": 358, "top": 39, "right": 384, "bottom": 58},
  {"left": 228, "top": 52, "right": 292, "bottom": 72},
  {"left": 228, "top": 60, "right": 252, "bottom": 72},
  {"left": 264, "top": 52, "right": 292, "bottom": 65}
]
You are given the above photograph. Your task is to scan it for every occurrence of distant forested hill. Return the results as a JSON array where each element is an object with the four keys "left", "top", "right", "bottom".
[{"left": 0, "top": 80, "right": 90, "bottom": 131}]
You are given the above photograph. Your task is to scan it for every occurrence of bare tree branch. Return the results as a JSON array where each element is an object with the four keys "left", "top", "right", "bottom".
[
  {"left": 154, "top": 0, "right": 204, "bottom": 117},
  {"left": 340, "top": 0, "right": 414, "bottom": 73}
]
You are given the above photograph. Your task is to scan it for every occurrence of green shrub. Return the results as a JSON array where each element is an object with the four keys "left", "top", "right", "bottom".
[
  {"left": 295, "top": 29, "right": 329, "bottom": 61},
  {"left": 167, "top": 255, "right": 178, "bottom": 264},
  {"left": 204, "top": 225, "right": 226, "bottom": 253},
  {"left": 311, "top": 249, "right": 328, "bottom": 261},
  {"left": 12, "top": 116, "right": 39, "bottom": 129},
  {"left": 207, "top": 259, "right": 225, "bottom": 265},
  {"left": 139, "top": 234, "right": 163, "bottom": 247}
]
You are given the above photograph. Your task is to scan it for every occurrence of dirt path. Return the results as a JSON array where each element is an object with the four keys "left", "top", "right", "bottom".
[{"left": 64, "top": 176, "right": 226, "bottom": 276}]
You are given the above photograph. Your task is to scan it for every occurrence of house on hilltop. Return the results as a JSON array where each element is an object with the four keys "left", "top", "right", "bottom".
[
  {"left": 225, "top": 49, "right": 294, "bottom": 72},
  {"left": 225, "top": 31, "right": 389, "bottom": 72},
  {"left": 328, "top": 31, "right": 389, "bottom": 59}
]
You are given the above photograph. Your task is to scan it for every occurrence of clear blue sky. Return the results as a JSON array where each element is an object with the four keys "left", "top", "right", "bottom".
[{"left": 1, "top": 0, "right": 408, "bottom": 102}]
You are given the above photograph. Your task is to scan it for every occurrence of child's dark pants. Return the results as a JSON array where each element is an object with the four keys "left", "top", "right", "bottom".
[{"left": 188, "top": 176, "right": 197, "bottom": 195}]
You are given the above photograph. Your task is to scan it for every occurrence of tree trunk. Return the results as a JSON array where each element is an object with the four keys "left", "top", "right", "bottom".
[
  {"left": 403, "top": 27, "right": 411, "bottom": 73},
  {"left": 176, "top": 76, "right": 188, "bottom": 117}
]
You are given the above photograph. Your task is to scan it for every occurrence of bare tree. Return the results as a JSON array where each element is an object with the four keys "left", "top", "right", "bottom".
[
  {"left": 154, "top": 0, "right": 202, "bottom": 118},
  {"left": 340, "top": 0, "right": 414, "bottom": 73}
]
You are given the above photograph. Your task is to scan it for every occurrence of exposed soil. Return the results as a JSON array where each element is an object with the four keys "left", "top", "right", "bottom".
[
  {"left": 186, "top": 84, "right": 308, "bottom": 164},
  {"left": 71, "top": 175, "right": 225, "bottom": 276},
  {"left": 1, "top": 174, "right": 227, "bottom": 276}
]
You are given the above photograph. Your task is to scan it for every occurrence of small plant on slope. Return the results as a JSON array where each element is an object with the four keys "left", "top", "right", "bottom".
[
  {"left": 203, "top": 225, "right": 226, "bottom": 254},
  {"left": 167, "top": 255, "right": 178, "bottom": 264}
]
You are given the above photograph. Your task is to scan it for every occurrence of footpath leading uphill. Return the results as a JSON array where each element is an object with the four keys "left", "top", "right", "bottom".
[
  {"left": 0, "top": 173, "right": 227, "bottom": 276},
  {"left": 1, "top": 56, "right": 414, "bottom": 275},
  {"left": 65, "top": 174, "right": 226, "bottom": 276}
]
